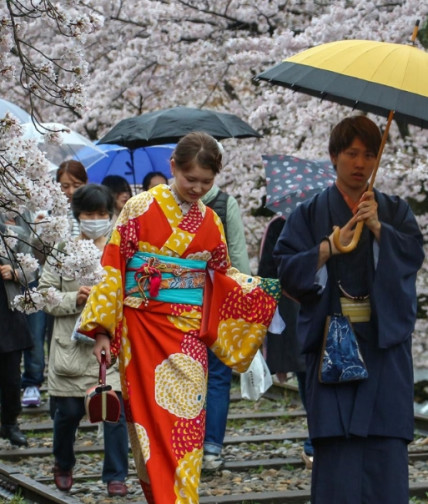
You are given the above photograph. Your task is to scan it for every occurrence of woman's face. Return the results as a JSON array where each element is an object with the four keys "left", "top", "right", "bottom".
[
  {"left": 79, "top": 210, "right": 110, "bottom": 221},
  {"left": 148, "top": 175, "right": 168, "bottom": 190},
  {"left": 59, "top": 172, "right": 86, "bottom": 203},
  {"left": 115, "top": 191, "right": 131, "bottom": 213},
  {"left": 170, "top": 160, "right": 215, "bottom": 203}
]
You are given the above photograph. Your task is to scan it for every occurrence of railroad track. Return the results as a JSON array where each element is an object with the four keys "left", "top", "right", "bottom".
[
  {"left": 0, "top": 461, "right": 80, "bottom": 504},
  {"left": 0, "top": 380, "right": 426, "bottom": 503}
]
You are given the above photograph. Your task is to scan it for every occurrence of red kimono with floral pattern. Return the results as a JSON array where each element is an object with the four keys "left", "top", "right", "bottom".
[{"left": 80, "top": 184, "right": 279, "bottom": 504}]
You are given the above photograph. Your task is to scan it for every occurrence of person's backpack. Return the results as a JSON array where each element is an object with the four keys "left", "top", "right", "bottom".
[{"left": 206, "top": 190, "right": 229, "bottom": 237}]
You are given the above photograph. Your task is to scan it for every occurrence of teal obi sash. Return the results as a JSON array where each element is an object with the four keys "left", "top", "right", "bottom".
[{"left": 125, "top": 252, "right": 207, "bottom": 306}]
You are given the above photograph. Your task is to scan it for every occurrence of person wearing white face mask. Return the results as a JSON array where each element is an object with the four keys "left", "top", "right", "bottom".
[
  {"left": 38, "top": 184, "right": 129, "bottom": 497},
  {"left": 79, "top": 218, "right": 112, "bottom": 241}
]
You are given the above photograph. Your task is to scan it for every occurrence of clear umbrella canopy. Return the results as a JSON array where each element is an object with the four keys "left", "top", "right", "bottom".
[
  {"left": 21, "top": 122, "right": 106, "bottom": 172},
  {"left": 0, "top": 98, "right": 31, "bottom": 123}
]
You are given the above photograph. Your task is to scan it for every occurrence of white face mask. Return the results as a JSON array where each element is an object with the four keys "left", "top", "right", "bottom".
[{"left": 80, "top": 219, "right": 111, "bottom": 240}]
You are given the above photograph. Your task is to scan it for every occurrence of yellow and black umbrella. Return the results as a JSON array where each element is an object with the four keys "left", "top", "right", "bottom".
[{"left": 256, "top": 24, "right": 428, "bottom": 251}]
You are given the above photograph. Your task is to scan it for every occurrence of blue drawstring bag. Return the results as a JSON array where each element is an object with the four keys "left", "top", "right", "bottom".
[{"left": 318, "top": 315, "right": 368, "bottom": 384}]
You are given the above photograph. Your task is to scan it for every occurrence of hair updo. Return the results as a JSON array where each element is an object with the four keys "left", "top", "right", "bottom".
[{"left": 171, "top": 132, "right": 222, "bottom": 174}]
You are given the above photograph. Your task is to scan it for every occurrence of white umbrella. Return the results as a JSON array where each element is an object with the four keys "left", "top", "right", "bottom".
[
  {"left": 0, "top": 98, "right": 31, "bottom": 123},
  {"left": 21, "top": 122, "right": 107, "bottom": 171}
]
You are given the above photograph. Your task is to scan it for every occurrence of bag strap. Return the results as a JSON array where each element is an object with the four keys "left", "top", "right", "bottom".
[
  {"left": 99, "top": 351, "right": 107, "bottom": 385},
  {"left": 206, "top": 190, "right": 229, "bottom": 236},
  {"left": 329, "top": 257, "right": 343, "bottom": 315}
]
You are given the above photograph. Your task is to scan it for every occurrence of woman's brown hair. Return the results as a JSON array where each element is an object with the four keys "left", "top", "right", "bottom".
[
  {"left": 171, "top": 132, "right": 222, "bottom": 174},
  {"left": 56, "top": 160, "right": 88, "bottom": 184}
]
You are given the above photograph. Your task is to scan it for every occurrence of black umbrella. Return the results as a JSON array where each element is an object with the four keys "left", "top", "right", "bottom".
[{"left": 98, "top": 106, "right": 262, "bottom": 148}]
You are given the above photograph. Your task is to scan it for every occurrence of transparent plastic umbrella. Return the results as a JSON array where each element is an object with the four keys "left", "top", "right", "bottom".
[
  {"left": 0, "top": 98, "right": 31, "bottom": 123},
  {"left": 21, "top": 122, "right": 107, "bottom": 172}
]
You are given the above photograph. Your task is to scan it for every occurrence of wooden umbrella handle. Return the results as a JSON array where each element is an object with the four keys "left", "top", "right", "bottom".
[
  {"left": 332, "top": 110, "right": 394, "bottom": 254},
  {"left": 332, "top": 222, "right": 364, "bottom": 253}
]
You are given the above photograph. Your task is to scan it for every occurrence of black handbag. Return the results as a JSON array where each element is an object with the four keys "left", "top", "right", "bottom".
[{"left": 318, "top": 262, "right": 368, "bottom": 384}]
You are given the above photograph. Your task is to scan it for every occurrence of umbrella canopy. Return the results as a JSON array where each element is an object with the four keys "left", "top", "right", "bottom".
[
  {"left": 21, "top": 122, "right": 106, "bottom": 171},
  {"left": 0, "top": 98, "right": 31, "bottom": 123},
  {"left": 98, "top": 106, "right": 262, "bottom": 148},
  {"left": 256, "top": 39, "right": 428, "bottom": 129},
  {"left": 82, "top": 143, "right": 174, "bottom": 185},
  {"left": 256, "top": 33, "right": 428, "bottom": 251},
  {"left": 264, "top": 155, "right": 335, "bottom": 216}
]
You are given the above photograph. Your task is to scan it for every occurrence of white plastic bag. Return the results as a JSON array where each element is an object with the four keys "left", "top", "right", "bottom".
[{"left": 240, "top": 350, "right": 273, "bottom": 400}]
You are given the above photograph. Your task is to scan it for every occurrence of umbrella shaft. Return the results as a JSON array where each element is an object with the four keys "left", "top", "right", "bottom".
[{"left": 368, "top": 110, "right": 394, "bottom": 191}]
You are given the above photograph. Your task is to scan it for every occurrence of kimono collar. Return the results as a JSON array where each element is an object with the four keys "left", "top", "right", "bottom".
[{"left": 335, "top": 182, "right": 367, "bottom": 215}]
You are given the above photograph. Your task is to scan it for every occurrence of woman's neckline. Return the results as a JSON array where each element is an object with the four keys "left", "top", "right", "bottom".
[{"left": 169, "top": 185, "right": 194, "bottom": 215}]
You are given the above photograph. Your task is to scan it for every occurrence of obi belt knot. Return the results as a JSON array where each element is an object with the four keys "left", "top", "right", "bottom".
[{"left": 126, "top": 252, "right": 207, "bottom": 306}]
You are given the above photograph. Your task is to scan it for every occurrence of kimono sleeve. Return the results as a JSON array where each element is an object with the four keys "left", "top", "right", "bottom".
[
  {"left": 273, "top": 205, "right": 322, "bottom": 303},
  {"left": 373, "top": 200, "right": 424, "bottom": 348},
  {"left": 200, "top": 266, "right": 280, "bottom": 372}
]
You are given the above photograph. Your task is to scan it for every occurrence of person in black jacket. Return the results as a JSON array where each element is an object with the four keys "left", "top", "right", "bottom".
[
  {"left": 0, "top": 214, "right": 35, "bottom": 446},
  {"left": 258, "top": 214, "right": 313, "bottom": 467}
]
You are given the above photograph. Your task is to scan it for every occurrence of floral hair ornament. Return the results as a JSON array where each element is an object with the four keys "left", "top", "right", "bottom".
[{"left": 215, "top": 139, "right": 225, "bottom": 155}]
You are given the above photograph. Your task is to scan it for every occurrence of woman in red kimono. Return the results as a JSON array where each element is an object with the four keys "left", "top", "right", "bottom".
[{"left": 79, "top": 132, "right": 280, "bottom": 504}]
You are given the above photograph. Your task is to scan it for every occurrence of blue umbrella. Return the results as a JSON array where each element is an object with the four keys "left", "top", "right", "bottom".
[
  {"left": 0, "top": 98, "right": 31, "bottom": 123},
  {"left": 82, "top": 143, "right": 174, "bottom": 186}
]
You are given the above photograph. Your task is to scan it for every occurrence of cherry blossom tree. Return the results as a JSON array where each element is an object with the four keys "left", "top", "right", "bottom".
[
  {"left": 0, "top": 1, "right": 105, "bottom": 311},
  {"left": 0, "top": 0, "right": 427, "bottom": 366}
]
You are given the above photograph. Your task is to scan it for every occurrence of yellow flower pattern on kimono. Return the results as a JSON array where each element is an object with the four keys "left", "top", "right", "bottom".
[
  {"left": 211, "top": 319, "right": 265, "bottom": 372},
  {"left": 155, "top": 353, "right": 205, "bottom": 419},
  {"left": 128, "top": 422, "right": 150, "bottom": 483},
  {"left": 174, "top": 448, "right": 203, "bottom": 503}
]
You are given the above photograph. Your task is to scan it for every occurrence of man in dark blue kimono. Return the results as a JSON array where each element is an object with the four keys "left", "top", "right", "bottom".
[{"left": 274, "top": 116, "right": 425, "bottom": 504}]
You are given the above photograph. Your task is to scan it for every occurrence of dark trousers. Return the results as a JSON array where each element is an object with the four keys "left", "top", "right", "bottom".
[
  {"left": 312, "top": 436, "right": 409, "bottom": 503},
  {"left": 296, "top": 371, "right": 313, "bottom": 456},
  {"left": 22, "top": 310, "right": 48, "bottom": 387},
  {"left": 0, "top": 350, "right": 23, "bottom": 425},
  {"left": 52, "top": 394, "right": 129, "bottom": 482}
]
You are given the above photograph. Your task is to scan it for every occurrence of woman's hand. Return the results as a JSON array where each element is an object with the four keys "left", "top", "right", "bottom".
[
  {"left": 76, "top": 285, "right": 92, "bottom": 306},
  {"left": 93, "top": 333, "right": 112, "bottom": 366},
  {"left": 0, "top": 264, "right": 17, "bottom": 282}
]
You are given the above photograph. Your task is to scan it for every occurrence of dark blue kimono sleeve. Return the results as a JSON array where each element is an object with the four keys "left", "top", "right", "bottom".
[
  {"left": 373, "top": 203, "right": 424, "bottom": 349},
  {"left": 273, "top": 205, "right": 322, "bottom": 303}
]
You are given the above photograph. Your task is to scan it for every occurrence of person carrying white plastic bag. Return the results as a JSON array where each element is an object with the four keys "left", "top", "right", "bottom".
[{"left": 240, "top": 350, "right": 273, "bottom": 400}]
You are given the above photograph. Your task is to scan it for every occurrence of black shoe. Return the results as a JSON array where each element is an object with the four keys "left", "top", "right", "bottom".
[{"left": 0, "top": 424, "right": 28, "bottom": 447}]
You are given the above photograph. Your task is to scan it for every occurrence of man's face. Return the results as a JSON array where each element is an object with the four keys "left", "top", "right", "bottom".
[{"left": 331, "top": 137, "right": 377, "bottom": 196}]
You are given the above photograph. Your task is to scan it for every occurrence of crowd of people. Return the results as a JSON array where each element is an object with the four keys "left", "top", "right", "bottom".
[{"left": 0, "top": 116, "right": 423, "bottom": 504}]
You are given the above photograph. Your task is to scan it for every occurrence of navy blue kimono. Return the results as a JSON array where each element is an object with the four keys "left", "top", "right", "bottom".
[{"left": 274, "top": 185, "right": 424, "bottom": 443}]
